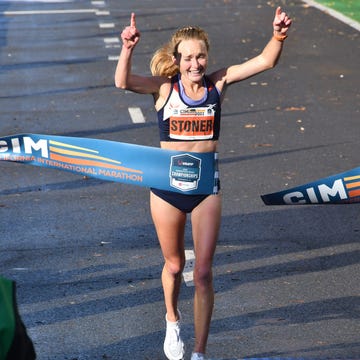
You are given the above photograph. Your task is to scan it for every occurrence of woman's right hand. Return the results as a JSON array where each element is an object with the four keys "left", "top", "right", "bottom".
[{"left": 121, "top": 13, "right": 140, "bottom": 49}]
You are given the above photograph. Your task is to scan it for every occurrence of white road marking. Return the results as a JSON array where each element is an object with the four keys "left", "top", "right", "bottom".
[
  {"left": 91, "top": 0, "right": 105, "bottom": 6},
  {"left": 3, "top": 9, "right": 96, "bottom": 15},
  {"left": 103, "top": 35, "right": 120, "bottom": 50},
  {"left": 9, "top": 0, "right": 73, "bottom": 2},
  {"left": 99, "top": 22, "right": 115, "bottom": 28},
  {"left": 302, "top": 0, "right": 360, "bottom": 31},
  {"left": 183, "top": 249, "right": 195, "bottom": 287},
  {"left": 104, "top": 37, "right": 119, "bottom": 44},
  {"left": 128, "top": 107, "right": 145, "bottom": 124},
  {"left": 105, "top": 45, "right": 120, "bottom": 49},
  {"left": 95, "top": 10, "right": 110, "bottom": 16},
  {"left": 108, "top": 55, "right": 119, "bottom": 61}
]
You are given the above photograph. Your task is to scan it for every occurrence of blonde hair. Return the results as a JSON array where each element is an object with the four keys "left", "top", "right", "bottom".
[{"left": 150, "top": 26, "right": 210, "bottom": 77}]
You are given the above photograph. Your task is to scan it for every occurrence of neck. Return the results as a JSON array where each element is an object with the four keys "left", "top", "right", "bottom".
[{"left": 179, "top": 74, "right": 205, "bottom": 99}]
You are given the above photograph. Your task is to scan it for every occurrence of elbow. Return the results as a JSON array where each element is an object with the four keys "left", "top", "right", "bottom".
[
  {"left": 115, "top": 83, "right": 127, "bottom": 90},
  {"left": 267, "top": 61, "right": 277, "bottom": 70},
  {"left": 260, "top": 55, "right": 279, "bottom": 71},
  {"left": 114, "top": 70, "right": 130, "bottom": 89},
  {"left": 114, "top": 78, "right": 127, "bottom": 89},
  {"left": 257, "top": 46, "right": 282, "bottom": 71}
]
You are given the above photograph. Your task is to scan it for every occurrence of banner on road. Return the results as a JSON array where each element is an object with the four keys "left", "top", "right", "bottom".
[
  {"left": 261, "top": 167, "right": 360, "bottom": 205},
  {"left": 0, "top": 134, "right": 218, "bottom": 195}
]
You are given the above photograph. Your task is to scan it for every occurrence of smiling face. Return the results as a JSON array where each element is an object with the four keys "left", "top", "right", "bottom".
[{"left": 174, "top": 39, "right": 208, "bottom": 84}]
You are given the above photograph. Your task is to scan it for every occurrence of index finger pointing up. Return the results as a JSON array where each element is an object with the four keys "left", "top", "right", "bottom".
[{"left": 130, "top": 12, "right": 136, "bottom": 27}]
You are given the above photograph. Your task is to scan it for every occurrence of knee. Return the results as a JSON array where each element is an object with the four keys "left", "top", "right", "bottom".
[
  {"left": 193, "top": 264, "right": 213, "bottom": 289},
  {"left": 164, "top": 257, "right": 185, "bottom": 277}
]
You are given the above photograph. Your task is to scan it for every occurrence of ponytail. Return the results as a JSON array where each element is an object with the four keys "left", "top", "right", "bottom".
[{"left": 150, "top": 43, "right": 179, "bottom": 77}]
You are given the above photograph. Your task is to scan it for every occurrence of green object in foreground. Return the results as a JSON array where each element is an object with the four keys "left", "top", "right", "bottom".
[
  {"left": 0, "top": 278, "right": 15, "bottom": 360},
  {"left": 314, "top": 0, "right": 360, "bottom": 23},
  {"left": 0, "top": 276, "right": 36, "bottom": 360}
]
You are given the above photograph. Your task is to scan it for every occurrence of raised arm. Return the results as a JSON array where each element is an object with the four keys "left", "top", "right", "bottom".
[
  {"left": 212, "top": 7, "right": 292, "bottom": 89},
  {"left": 114, "top": 13, "right": 162, "bottom": 94}
]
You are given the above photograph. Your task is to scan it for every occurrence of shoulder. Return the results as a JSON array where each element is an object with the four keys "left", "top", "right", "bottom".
[
  {"left": 207, "top": 69, "right": 228, "bottom": 93},
  {"left": 154, "top": 76, "right": 174, "bottom": 110}
]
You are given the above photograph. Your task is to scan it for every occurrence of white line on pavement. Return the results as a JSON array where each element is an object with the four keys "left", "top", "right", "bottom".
[
  {"left": 105, "top": 45, "right": 120, "bottom": 49},
  {"left": 9, "top": 0, "right": 73, "bottom": 2},
  {"left": 128, "top": 107, "right": 146, "bottom": 124},
  {"left": 108, "top": 55, "right": 119, "bottom": 61},
  {"left": 99, "top": 23, "right": 115, "bottom": 28},
  {"left": 95, "top": 10, "right": 110, "bottom": 16},
  {"left": 3, "top": 9, "right": 96, "bottom": 15},
  {"left": 91, "top": 0, "right": 105, "bottom": 6},
  {"left": 104, "top": 37, "right": 120, "bottom": 44},
  {"left": 183, "top": 249, "right": 195, "bottom": 287}
]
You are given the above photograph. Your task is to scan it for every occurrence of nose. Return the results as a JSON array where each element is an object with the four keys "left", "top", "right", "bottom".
[{"left": 191, "top": 58, "right": 200, "bottom": 68}]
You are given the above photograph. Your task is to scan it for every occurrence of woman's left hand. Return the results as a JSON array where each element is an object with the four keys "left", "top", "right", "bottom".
[{"left": 273, "top": 6, "right": 292, "bottom": 35}]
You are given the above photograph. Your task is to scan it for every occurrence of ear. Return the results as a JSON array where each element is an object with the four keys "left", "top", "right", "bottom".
[{"left": 172, "top": 54, "right": 179, "bottom": 66}]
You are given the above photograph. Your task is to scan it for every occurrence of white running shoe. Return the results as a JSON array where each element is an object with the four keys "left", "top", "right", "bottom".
[
  {"left": 191, "top": 353, "right": 206, "bottom": 360},
  {"left": 163, "top": 310, "right": 185, "bottom": 360}
]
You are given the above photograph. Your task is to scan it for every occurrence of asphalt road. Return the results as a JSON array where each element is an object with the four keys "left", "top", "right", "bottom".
[{"left": 0, "top": 1, "right": 359, "bottom": 359}]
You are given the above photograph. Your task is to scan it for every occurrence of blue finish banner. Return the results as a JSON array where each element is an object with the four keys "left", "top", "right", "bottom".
[
  {"left": 0, "top": 134, "right": 217, "bottom": 195},
  {"left": 261, "top": 167, "right": 360, "bottom": 205}
]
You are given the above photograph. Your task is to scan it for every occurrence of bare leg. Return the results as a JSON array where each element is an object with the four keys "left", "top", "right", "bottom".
[
  {"left": 191, "top": 194, "right": 222, "bottom": 354},
  {"left": 150, "top": 191, "right": 187, "bottom": 322}
]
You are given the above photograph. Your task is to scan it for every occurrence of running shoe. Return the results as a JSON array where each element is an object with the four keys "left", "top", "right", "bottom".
[
  {"left": 191, "top": 353, "right": 206, "bottom": 360},
  {"left": 163, "top": 310, "right": 185, "bottom": 360}
]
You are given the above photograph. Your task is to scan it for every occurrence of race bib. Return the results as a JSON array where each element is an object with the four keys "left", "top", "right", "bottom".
[{"left": 169, "top": 107, "right": 215, "bottom": 140}]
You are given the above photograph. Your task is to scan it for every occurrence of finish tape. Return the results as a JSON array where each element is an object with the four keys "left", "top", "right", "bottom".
[
  {"left": 0, "top": 134, "right": 218, "bottom": 195},
  {"left": 261, "top": 167, "right": 360, "bottom": 205}
]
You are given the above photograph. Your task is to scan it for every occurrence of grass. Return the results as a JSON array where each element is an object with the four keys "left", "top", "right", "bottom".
[{"left": 313, "top": 0, "right": 360, "bottom": 22}]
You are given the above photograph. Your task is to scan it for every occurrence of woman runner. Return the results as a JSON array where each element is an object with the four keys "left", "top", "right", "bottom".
[{"left": 115, "top": 7, "right": 291, "bottom": 360}]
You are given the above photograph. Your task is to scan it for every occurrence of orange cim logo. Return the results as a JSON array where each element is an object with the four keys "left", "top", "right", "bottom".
[{"left": 48, "top": 139, "right": 143, "bottom": 174}]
